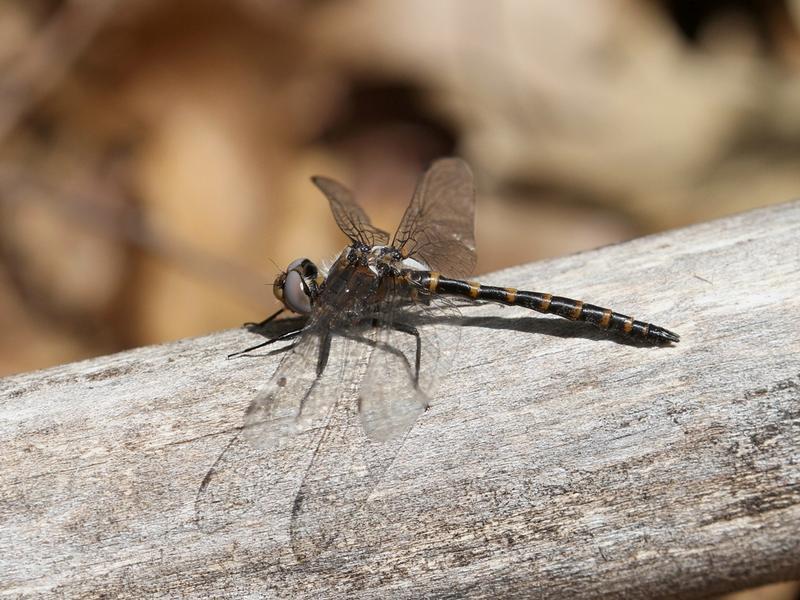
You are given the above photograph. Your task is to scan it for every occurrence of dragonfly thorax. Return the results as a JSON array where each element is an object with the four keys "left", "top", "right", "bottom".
[
  {"left": 366, "top": 244, "right": 405, "bottom": 276},
  {"left": 364, "top": 244, "right": 430, "bottom": 276}
]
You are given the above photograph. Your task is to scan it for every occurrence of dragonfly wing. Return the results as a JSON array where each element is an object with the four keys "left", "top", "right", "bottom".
[
  {"left": 194, "top": 327, "right": 331, "bottom": 531},
  {"left": 289, "top": 336, "right": 412, "bottom": 562},
  {"left": 195, "top": 323, "right": 354, "bottom": 532},
  {"left": 358, "top": 328, "right": 427, "bottom": 442},
  {"left": 195, "top": 322, "right": 400, "bottom": 563},
  {"left": 311, "top": 175, "right": 390, "bottom": 247},
  {"left": 393, "top": 157, "right": 476, "bottom": 278},
  {"left": 241, "top": 326, "right": 340, "bottom": 449},
  {"left": 288, "top": 358, "right": 366, "bottom": 560},
  {"left": 359, "top": 283, "right": 463, "bottom": 442}
]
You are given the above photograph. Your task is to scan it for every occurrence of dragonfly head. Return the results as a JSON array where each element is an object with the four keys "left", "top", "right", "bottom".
[{"left": 273, "top": 258, "right": 321, "bottom": 315}]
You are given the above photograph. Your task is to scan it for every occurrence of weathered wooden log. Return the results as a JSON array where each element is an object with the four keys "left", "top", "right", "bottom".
[{"left": 1, "top": 200, "right": 799, "bottom": 599}]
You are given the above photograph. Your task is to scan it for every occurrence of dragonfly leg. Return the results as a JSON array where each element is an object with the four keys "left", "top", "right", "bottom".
[
  {"left": 393, "top": 322, "right": 421, "bottom": 388},
  {"left": 293, "top": 328, "right": 332, "bottom": 419},
  {"left": 242, "top": 307, "right": 284, "bottom": 329},
  {"left": 227, "top": 326, "right": 304, "bottom": 359},
  {"left": 316, "top": 328, "right": 332, "bottom": 377},
  {"left": 371, "top": 319, "right": 421, "bottom": 388}
]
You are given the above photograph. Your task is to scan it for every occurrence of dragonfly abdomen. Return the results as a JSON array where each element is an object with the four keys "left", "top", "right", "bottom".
[{"left": 407, "top": 271, "right": 679, "bottom": 344}]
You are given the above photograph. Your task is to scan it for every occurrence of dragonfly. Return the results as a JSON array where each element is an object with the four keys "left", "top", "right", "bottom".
[{"left": 195, "top": 157, "right": 679, "bottom": 560}]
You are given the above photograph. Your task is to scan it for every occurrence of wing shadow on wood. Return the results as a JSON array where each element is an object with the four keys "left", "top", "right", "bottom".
[{"left": 198, "top": 302, "right": 672, "bottom": 561}]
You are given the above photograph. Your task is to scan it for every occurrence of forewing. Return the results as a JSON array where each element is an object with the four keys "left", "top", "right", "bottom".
[
  {"left": 240, "top": 327, "right": 332, "bottom": 449},
  {"left": 311, "top": 175, "right": 390, "bottom": 246},
  {"left": 195, "top": 327, "right": 333, "bottom": 532},
  {"left": 393, "top": 157, "right": 476, "bottom": 278}
]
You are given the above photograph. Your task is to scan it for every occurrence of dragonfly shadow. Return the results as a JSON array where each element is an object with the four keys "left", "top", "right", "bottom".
[
  {"left": 420, "top": 313, "right": 677, "bottom": 348},
  {"left": 235, "top": 310, "right": 674, "bottom": 356}
]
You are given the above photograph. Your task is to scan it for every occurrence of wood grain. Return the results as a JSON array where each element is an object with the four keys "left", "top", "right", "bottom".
[{"left": 1, "top": 200, "right": 799, "bottom": 599}]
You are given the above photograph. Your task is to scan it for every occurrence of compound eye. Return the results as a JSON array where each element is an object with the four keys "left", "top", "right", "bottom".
[
  {"left": 287, "top": 258, "right": 306, "bottom": 271},
  {"left": 282, "top": 270, "right": 312, "bottom": 314},
  {"left": 301, "top": 260, "right": 318, "bottom": 278}
]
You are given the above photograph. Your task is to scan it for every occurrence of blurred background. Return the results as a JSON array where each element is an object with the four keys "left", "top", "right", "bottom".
[
  {"left": 0, "top": 1, "right": 799, "bottom": 597},
  {"left": 4, "top": 0, "right": 800, "bottom": 376}
]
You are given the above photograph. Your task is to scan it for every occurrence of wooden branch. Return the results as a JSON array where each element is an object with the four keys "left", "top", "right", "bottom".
[{"left": 2, "top": 200, "right": 799, "bottom": 599}]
